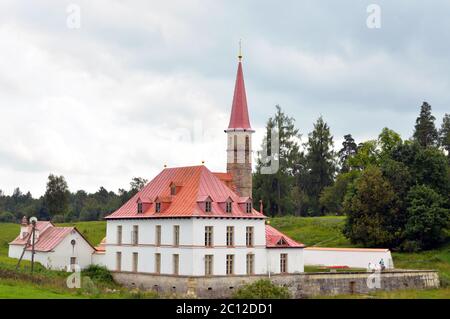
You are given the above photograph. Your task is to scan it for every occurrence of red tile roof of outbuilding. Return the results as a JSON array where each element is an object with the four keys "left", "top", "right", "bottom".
[
  {"left": 105, "top": 165, "right": 265, "bottom": 219},
  {"left": 265, "top": 224, "right": 305, "bottom": 248},
  {"left": 9, "top": 221, "right": 93, "bottom": 252},
  {"left": 227, "top": 61, "right": 252, "bottom": 130}
]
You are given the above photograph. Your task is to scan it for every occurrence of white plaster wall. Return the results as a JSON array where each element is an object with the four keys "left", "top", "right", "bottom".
[
  {"left": 8, "top": 245, "right": 51, "bottom": 268},
  {"left": 104, "top": 218, "right": 276, "bottom": 276},
  {"left": 267, "top": 248, "right": 304, "bottom": 274},
  {"left": 303, "top": 248, "right": 394, "bottom": 269},
  {"left": 92, "top": 252, "right": 106, "bottom": 266}
]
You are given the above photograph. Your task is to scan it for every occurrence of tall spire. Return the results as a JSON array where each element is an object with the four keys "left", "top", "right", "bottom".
[{"left": 227, "top": 42, "right": 252, "bottom": 131}]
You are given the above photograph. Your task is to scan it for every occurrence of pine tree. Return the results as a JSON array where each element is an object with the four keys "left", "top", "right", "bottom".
[
  {"left": 439, "top": 113, "right": 450, "bottom": 158},
  {"left": 413, "top": 102, "right": 438, "bottom": 147},
  {"left": 253, "top": 105, "right": 302, "bottom": 216},
  {"left": 44, "top": 174, "right": 70, "bottom": 218},
  {"left": 338, "top": 134, "right": 357, "bottom": 173},
  {"left": 304, "top": 116, "right": 337, "bottom": 215}
]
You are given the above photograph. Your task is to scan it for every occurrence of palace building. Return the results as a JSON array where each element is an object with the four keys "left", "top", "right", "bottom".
[{"left": 101, "top": 54, "right": 305, "bottom": 276}]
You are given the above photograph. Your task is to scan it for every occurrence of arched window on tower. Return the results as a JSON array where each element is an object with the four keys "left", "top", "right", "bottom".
[
  {"left": 245, "top": 135, "right": 250, "bottom": 163},
  {"left": 233, "top": 135, "right": 238, "bottom": 163}
]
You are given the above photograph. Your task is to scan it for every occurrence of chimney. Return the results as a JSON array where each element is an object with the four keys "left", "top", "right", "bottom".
[{"left": 20, "top": 216, "right": 29, "bottom": 240}]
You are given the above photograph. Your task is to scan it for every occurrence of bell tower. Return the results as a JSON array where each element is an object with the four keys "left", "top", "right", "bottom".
[{"left": 226, "top": 46, "right": 254, "bottom": 198}]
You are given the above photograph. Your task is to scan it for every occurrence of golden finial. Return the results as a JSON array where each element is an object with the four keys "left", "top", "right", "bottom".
[{"left": 238, "top": 39, "right": 242, "bottom": 61}]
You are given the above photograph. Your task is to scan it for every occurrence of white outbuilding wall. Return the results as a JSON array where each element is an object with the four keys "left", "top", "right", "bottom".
[
  {"left": 267, "top": 248, "right": 304, "bottom": 274},
  {"left": 303, "top": 247, "right": 394, "bottom": 269}
]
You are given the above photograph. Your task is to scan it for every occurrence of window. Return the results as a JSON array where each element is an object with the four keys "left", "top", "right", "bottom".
[
  {"left": 132, "top": 252, "right": 138, "bottom": 272},
  {"left": 226, "top": 202, "right": 232, "bottom": 213},
  {"left": 132, "top": 225, "right": 139, "bottom": 245},
  {"left": 155, "top": 202, "right": 161, "bottom": 213},
  {"left": 205, "top": 255, "right": 213, "bottom": 276},
  {"left": 116, "top": 252, "right": 122, "bottom": 271},
  {"left": 246, "top": 202, "right": 252, "bottom": 213},
  {"left": 70, "top": 257, "right": 77, "bottom": 271},
  {"left": 246, "top": 254, "right": 254, "bottom": 275},
  {"left": 173, "top": 254, "right": 179, "bottom": 275},
  {"left": 245, "top": 135, "right": 250, "bottom": 163},
  {"left": 233, "top": 135, "right": 237, "bottom": 163},
  {"left": 155, "top": 253, "right": 161, "bottom": 274},
  {"left": 205, "top": 200, "right": 212, "bottom": 212},
  {"left": 226, "top": 254, "right": 234, "bottom": 275},
  {"left": 280, "top": 254, "right": 288, "bottom": 273},
  {"left": 226, "top": 226, "right": 234, "bottom": 247},
  {"left": 137, "top": 202, "right": 143, "bottom": 213},
  {"left": 117, "top": 225, "right": 122, "bottom": 245},
  {"left": 156, "top": 225, "right": 161, "bottom": 246},
  {"left": 170, "top": 184, "right": 176, "bottom": 196},
  {"left": 174, "top": 225, "right": 180, "bottom": 246},
  {"left": 246, "top": 226, "right": 254, "bottom": 247},
  {"left": 205, "top": 226, "right": 213, "bottom": 247}
]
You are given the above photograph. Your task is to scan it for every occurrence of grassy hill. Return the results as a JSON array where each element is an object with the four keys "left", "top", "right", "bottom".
[{"left": 0, "top": 217, "right": 448, "bottom": 298}]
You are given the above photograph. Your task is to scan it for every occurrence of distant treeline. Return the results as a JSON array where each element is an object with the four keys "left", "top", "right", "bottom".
[{"left": 0, "top": 177, "right": 147, "bottom": 223}]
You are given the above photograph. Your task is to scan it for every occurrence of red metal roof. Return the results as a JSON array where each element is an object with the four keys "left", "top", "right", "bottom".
[
  {"left": 105, "top": 165, "right": 265, "bottom": 219},
  {"left": 265, "top": 225, "right": 305, "bottom": 248},
  {"left": 9, "top": 222, "right": 78, "bottom": 252},
  {"left": 227, "top": 61, "right": 252, "bottom": 130}
]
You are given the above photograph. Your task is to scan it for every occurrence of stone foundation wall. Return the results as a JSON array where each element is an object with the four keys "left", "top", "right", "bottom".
[{"left": 112, "top": 270, "right": 440, "bottom": 298}]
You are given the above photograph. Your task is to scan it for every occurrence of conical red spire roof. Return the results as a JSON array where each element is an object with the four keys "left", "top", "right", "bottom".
[{"left": 227, "top": 61, "right": 252, "bottom": 130}]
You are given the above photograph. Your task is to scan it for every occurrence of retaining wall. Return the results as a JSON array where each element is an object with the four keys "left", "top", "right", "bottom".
[{"left": 112, "top": 270, "right": 439, "bottom": 298}]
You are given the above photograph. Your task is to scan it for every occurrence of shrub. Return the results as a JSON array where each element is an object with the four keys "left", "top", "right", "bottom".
[
  {"left": 404, "top": 185, "right": 449, "bottom": 250},
  {"left": 51, "top": 215, "right": 65, "bottom": 223},
  {"left": 0, "top": 212, "right": 15, "bottom": 223},
  {"left": 82, "top": 265, "right": 115, "bottom": 286},
  {"left": 232, "top": 279, "right": 291, "bottom": 299}
]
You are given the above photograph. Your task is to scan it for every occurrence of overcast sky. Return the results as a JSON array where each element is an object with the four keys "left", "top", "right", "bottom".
[{"left": 0, "top": 1, "right": 449, "bottom": 197}]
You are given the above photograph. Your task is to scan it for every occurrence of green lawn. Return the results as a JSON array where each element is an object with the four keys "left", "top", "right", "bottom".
[
  {"left": 0, "top": 217, "right": 449, "bottom": 299},
  {"left": 57, "top": 221, "right": 106, "bottom": 246},
  {"left": 0, "top": 279, "right": 84, "bottom": 299},
  {"left": 269, "top": 216, "right": 353, "bottom": 248}
]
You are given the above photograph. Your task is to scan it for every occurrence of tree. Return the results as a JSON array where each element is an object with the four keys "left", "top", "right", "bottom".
[
  {"left": 439, "top": 113, "right": 450, "bottom": 158},
  {"left": 44, "top": 174, "right": 70, "bottom": 218},
  {"left": 347, "top": 140, "right": 379, "bottom": 171},
  {"left": 378, "top": 127, "right": 402, "bottom": 156},
  {"left": 390, "top": 142, "right": 450, "bottom": 196},
  {"left": 343, "top": 166, "right": 401, "bottom": 247},
  {"left": 413, "top": 102, "right": 438, "bottom": 148},
  {"left": 253, "top": 105, "right": 302, "bottom": 216},
  {"left": 338, "top": 134, "right": 357, "bottom": 173},
  {"left": 130, "top": 177, "right": 148, "bottom": 196},
  {"left": 304, "top": 116, "right": 336, "bottom": 215},
  {"left": 404, "top": 185, "right": 449, "bottom": 251},
  {"left": 319, "top": 170, "right": 359, "bottom": 215}
]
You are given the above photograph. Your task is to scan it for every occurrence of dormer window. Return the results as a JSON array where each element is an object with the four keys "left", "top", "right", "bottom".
[
  {"left": 170, "top": 184, "right": 176, "bottom": 196},
  {"left": 277, "top": 237, "right": 287, "bottom": 246},
  {"left": 137, "top": 202, "right": 143, "bottom": 214},
  {"left": 205, "top": 200, "right": 212, "bottom": 213},
  {"left": 246, "top": 202, "right": 252, "bottom": 213},
  {"left": 155, "top": 202, "right": 161, "bottom": 213},
  {"left": 226, "top": 202, "right": 232, "bottom": 213}
]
